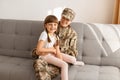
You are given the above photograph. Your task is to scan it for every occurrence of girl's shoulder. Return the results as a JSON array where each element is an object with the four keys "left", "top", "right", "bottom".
[
  {"left": 41, "top": 30, "right": 47, "bottom": 35},
  {"left": 39, "top": 30, "right": 47, "bottom": 41}
]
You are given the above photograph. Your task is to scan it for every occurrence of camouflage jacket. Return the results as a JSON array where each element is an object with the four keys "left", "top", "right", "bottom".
[{"left": 56, "top": 23, "right": 78, "bottom": 57}]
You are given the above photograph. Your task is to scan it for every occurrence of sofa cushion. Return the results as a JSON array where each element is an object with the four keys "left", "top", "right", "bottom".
[
  {"left": 0, "top": 55, "right": 36, "bottom": 80},
  {"left": 69, "top": 65, "right": 120, "bottom": 80},
  {"left": 71, "top": 22, "right": 84, "bottom": 60},
  {"left": 0, "top": 19, "right": 44, "bottom": 58}
]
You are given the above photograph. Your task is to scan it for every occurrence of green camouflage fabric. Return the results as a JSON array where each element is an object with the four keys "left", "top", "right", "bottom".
[
  {"left": 33, "top": 58, "right": 51, "bottom": 80},
  {"left": 47, "top": 64, "right": 60, "bottom": 78},
  {"left": 32, "top": 48, "right": 39, "bottom": 59},
  {"left": 56, "top": 24, "right": 78, "bottom": 57},
  {"left": 32, "top": 49, "right": 60, "bottom": 80}
]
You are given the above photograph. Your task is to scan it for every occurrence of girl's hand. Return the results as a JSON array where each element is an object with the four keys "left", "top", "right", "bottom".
[
  {"left": 51, "top": 47, "right": 57, "bottom": 55},
  {"left": 56, "top": 52, "right": 63, "bottom": 60},
  {"left": 53, "top": 45, "right": 62, "bottom": 59}
]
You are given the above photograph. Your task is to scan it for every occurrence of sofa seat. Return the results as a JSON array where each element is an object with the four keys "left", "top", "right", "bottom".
[
  {"left": 69, "top": 65, "right": 120, "bottom": 80},
  {"left": 0, "top": 55, "right": 36, "bottom": 80}
]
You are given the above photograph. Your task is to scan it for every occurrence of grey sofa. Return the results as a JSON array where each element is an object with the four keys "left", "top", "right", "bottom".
[{"left": 0, "top": 19, "right": 120, "bottom": 80}]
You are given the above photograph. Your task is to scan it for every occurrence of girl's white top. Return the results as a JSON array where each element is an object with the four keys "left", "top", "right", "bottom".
[{"left": 39, "top": 30, "right": 56, "bottom": 48}]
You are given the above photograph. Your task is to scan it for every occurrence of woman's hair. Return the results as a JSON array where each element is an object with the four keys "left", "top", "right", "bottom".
[{"left": 44, "top": 15, "right": 59, "bottom": 43}]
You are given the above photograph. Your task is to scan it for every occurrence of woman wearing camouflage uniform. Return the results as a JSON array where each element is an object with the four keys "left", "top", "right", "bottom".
[{"left": 57, "top": 8, "right": 79, "bottom": 57}]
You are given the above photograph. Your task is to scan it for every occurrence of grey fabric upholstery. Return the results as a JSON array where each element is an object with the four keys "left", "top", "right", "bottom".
[
  {"left": 69, "top": 23, "right": 120, "bottom": 80},
  {"left": 0, "top": 19, "right": 120, "bottom": 80},
  {"left": 0, "top": 19, "right": 44, "bottom": 58}
]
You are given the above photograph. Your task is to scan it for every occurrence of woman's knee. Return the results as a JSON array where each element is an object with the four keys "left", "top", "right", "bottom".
[
  {"left": 61, "top": 62, "right": 68, "bottom": 68},
  {"left": 70, "top": 57, "right": 76, "bottom": 63}
]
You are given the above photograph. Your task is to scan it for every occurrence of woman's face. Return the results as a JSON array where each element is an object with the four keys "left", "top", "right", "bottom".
[
  {"left": 45, "top": 22, "right": 58, "bottom": 34},
  {"left": 60, "top": 16, "right": 71, "bottom": 27}
]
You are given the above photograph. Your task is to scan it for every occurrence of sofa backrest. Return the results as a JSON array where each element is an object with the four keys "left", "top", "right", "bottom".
[
  {"left": 0, "top": 19, "right": 44, "bottom": 58},
  {"left": 81, "top": 23, "right": 120, "bottom": 68}
]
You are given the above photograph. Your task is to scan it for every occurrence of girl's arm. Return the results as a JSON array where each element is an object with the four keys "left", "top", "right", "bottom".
[
  {"left": 36, "top": 40, "right": 56, "bottom": 56},
  {"left": 54, "top": 45, "right": 63, "bottom": 60}
]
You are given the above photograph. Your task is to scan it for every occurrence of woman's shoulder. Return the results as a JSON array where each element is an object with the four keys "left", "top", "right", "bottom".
[{"left": 68, "top": 25, "right": 77, "bottom": 34}]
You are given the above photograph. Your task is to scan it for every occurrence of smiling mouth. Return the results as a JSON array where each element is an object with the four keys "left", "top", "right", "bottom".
[{"left": 50, "top": 28, "right": 56, "bottom": 30}]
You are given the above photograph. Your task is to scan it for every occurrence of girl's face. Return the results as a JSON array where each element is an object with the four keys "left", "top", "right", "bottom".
[
  {"left": 45, "top": 22, "right": 58, "bottom": 34},
  {"left": 60, "top": 16, "right": 72, "bottom": 27}
]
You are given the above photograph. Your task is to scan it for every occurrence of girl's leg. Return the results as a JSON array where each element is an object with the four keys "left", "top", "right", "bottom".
[
  {"left": 43, "top": 54, "right": 68, "bottom": 80},
  {"left": 61, "top": 53, "right": 84, "bottom": 66}
]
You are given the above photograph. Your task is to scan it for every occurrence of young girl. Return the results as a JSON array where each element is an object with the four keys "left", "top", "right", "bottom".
[{"left": 36, "top": 15, "right": 84, "bottom": 80}]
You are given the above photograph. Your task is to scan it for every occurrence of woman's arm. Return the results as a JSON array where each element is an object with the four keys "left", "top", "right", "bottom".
[{"left": 36, "top": 40, "right": 56, "bottom": 56}]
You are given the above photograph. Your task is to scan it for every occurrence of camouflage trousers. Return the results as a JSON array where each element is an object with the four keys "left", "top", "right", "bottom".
[
  {"left": 33, "top": 58, "right": 60, "bottom": 80},
  {"left": 32, "top": 48, "right": 60, "bottom": 80}
]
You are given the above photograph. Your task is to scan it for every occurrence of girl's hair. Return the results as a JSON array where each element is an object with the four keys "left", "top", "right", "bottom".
[
  {"left": 44, "top": 15, "right": 58, "bottom": 25},
  {"left": 44, "top": 15, "right": 59, "bottom": 43}
]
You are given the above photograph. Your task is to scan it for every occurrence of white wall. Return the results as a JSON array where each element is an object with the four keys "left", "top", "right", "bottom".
[{"left": 0, "top": 0, "right": 114, "bottom": 23}]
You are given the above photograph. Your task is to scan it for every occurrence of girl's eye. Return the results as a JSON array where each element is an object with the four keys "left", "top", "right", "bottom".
[
  {"left": 47, "top": 24, "right": 52, "bottom": 26},
  {"left": 54, "top": 24, "right": 57, "bottom": 26},
  {"left": 49, "top": 24, "right": 52, "bottom": 26},
  {"left": 47, "top": 23, "right": 58, "bottom": 26}
]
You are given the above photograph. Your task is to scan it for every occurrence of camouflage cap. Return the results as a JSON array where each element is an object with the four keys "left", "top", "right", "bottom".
[{"left": 62, "top": 8, "right": 75, "bottom": 21}]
